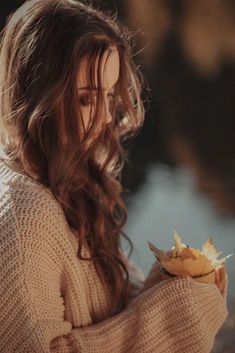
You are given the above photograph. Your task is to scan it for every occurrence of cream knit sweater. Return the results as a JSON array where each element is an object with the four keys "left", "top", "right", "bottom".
[{"left": 0, "top": 158, "right": 228, "bottom": 353}]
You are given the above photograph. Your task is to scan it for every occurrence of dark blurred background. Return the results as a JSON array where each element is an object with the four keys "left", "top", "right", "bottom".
[{"left": 1, "top": 1, "right": 235, "bottom": 351}]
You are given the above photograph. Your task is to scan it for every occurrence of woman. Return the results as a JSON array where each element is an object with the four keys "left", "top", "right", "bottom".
[{"left": 0, "top": 0, "right": 228, "bottom": 352}]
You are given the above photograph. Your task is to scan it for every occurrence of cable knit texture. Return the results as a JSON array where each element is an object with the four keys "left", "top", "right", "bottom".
[{"left": 0, "top": 158, "right": 228, "bottom": 353}]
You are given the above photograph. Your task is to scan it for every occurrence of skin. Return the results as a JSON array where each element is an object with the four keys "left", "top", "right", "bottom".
[
  {"left": 215, "top": 264, "right": 227, "bottom": 297},
  {"left": 76, "top": 47, "right": 120, "bottom": 143}
]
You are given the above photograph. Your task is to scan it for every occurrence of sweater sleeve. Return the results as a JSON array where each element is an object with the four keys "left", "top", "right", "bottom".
[
  {"left": 0, "top": 188, "right": 228, "bottom": 353},
  {"left": 15, "top": 279, "right": 228, "bottom": 353}
]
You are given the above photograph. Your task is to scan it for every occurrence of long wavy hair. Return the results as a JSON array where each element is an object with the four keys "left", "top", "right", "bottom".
[{"left": 0, "top": 0, "right": 144, "bottom": 313}]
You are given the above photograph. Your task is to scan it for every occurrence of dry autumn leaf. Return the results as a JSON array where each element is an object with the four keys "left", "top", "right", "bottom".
[{"left": 148, "top": 231, "right": 233, "bottom": 282}]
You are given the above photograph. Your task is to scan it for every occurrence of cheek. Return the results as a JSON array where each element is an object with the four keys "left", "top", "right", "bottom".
[
  {"left": 80, "top": 106, "right": 93, "bottom": 131},
  {"left": 79, "top": 106, "right": 104, "bottom": 138}
]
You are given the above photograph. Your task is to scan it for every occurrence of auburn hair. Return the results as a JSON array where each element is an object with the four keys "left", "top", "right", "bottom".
[{"left": 0, "top": 0, "right": 144, "bottom": 313}]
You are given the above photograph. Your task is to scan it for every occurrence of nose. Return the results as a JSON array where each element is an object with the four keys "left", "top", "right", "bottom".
[
  {"left": 104, "top": 97, "right": 112, "bottom": 124},
  {"left": 106, "top": 109, "right": 112, "bottom": 124}
]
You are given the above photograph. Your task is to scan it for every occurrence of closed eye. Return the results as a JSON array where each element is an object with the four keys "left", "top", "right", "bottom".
[{"left": 78, "top": 93, "right": 96, "bottom": 107}]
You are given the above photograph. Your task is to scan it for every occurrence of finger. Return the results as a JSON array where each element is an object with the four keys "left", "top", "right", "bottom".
[
  {"left": 215, "top": 266, "right": 227, "bottom": 295},
  {"left": 219, "top": 265, "right": 227, "bottom": 285},
  {"left": 215, "top": 270, "right": 220, "bottom": 285},
  {"left": 220, "top": 264, "right": 227, "bottom": 280},
  {"left": 215, "top": 271, "right": 222, "bottom": 291},
  {"left": 176, "top": 274, "right": 191, "bottom": 280}
]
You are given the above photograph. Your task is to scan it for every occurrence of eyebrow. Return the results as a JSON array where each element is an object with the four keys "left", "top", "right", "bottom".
[
  {"left": 78, "top": 83, "right": 117, "bottom": 92},
  {"left": 78, "top": 87, "right": 104, "bottom": 91}
]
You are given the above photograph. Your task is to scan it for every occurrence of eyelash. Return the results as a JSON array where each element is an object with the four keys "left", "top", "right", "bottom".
[
  {"left": 79, "top": 93, "right": 115, "bottom": 107},
  {"left": 79, "top": 94, "right": 94, "bottom": 107}
]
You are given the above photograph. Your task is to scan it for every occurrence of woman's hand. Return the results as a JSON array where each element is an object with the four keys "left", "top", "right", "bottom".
[{"left": 215, "top": 264, "right": 228, "bottom": 297}]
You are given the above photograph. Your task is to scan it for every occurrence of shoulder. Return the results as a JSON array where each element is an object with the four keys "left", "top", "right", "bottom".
[
  {"left": 0, "top": 171, "right": 71, "bottom": 256},
  {"left": 0, "top": 158, "right": 65, "bottom": 224},
  {"left": 1, "top": 171, "right": 65, "bottom": 228}
]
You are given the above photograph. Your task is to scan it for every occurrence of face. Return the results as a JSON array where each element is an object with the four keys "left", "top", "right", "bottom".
[{"left": 77, "top": 47, "right": 120, "bottom": 143}]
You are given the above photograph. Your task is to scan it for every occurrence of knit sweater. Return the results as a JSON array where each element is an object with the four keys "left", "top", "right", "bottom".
[{"left": 0, "top": 158, "right": 228, "bottom": 353}]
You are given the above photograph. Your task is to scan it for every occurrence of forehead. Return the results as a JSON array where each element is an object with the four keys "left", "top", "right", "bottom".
[{"left": 77, "top": 47, "right": 120, "bottom": 91}]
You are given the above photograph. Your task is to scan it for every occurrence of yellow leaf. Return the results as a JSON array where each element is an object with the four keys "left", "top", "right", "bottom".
[{"left": 148, "top": 231, "right": 233, "bottom": 279}]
